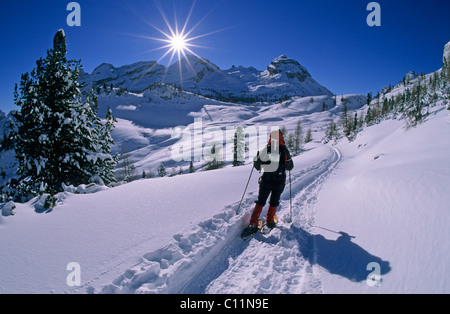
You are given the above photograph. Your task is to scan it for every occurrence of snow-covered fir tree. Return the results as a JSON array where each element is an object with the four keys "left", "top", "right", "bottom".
[
  {"left": 92, "top": 106, "right": 118, "bottom": 185},
  {"left": 11, "top": 30, "right": 117, "bottom": 200}
]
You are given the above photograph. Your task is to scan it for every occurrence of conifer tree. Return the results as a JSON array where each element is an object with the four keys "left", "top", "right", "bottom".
[
  {"left": 158, "top": 163, "right": 167, "bottom": 177},
  {"left": 340, "top": 104, "right": 349, "bottom": 129},
  {"left": 293, "top": 120, "right": 303, "bottom": 155},
  {"left": 358, "top": 112, "right": 365, "bottom": 128},
  {"left": 365, "top": 107, "right": 373, "bottom": 125},
  {"left": 119, "top": 144, "right": 136, "bottom": 183},
  {"left": 286, "top": 132, "right": 295, "bottom": 153},
  {"left": 232, "top": 126, "right": 245, "bottom": 167},
  {"left": 12, "top": 30, "right": 117, "bottom": 199},
  {"left": 325, "top": 119, "right": 338, "bottom": 141},
  {"left": 304, "top": 128, "right": 313, "bottom": 144},
  {"left": 90, "top": 106, "right": 118, "bottom": 185}
]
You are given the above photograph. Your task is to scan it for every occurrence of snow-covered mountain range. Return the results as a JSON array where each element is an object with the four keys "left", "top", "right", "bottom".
[
  {"left": 79, "top": 55, "right": 333, "bottom": 128},
  {"left": 80, "top": 54, "right": 332, "bottom": 102}
]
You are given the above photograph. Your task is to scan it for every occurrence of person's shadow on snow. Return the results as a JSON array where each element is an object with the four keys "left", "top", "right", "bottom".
[{"left": 290, "top": 226, "right": 391, "bottom": 283}]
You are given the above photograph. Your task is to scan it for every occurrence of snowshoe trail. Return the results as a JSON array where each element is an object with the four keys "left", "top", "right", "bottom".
[{"left": 99, "top": 147, "right": 341, "bottom": 294}]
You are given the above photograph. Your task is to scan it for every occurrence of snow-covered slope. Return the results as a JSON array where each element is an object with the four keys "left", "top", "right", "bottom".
[
  {"left": 0, "top": 106, "right": 449, "bottom": 294},
  {"left": 316, "top": 106, "right": 450, "bottom": 293},
  {"left": 104, "top": 93, "right": 365, "bottom": 178}
]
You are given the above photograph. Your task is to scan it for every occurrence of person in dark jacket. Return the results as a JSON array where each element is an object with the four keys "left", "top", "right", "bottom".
[{"left": 241, "top": 130, "right": 294, "bottom": 239}]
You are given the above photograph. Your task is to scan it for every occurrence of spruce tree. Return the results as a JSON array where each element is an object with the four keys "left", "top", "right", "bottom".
[
  {"left": 294, "top": 120, "right": 303, "bottom": 155},
  {"left": 119, "top": 144, "right": 136, "bottom": 183},
  {"left": 158, "top": 163, "right": 167, "bottom": 177},
  {"left": 304, "top": 128, "right": 313, "bottom": 144},
  {"left": 382, "top": 98, "right": 389, "bottom": 116},
  {"left": 88, "top": 104, "right": 118, "bottom": 185},
  {"left": 12, "top": 30, "right": 117, "bottom": 199},
  {"left": 358, "top": 112, "right": 365, "bottom": 128},
  {"left": 325, "top": 119, "right": 338, "bottom": 141},
  {"left": 340, "top": 103, "right": 349, "bottom": 129},
  {"left": 286, "top": 133, "right": 295, "bottom": 153},
  {"left": 343, "top": 113, "right": 353, "bottom": 138},
  {"left": 232, "top": 127, "right": 245, "bottom": 167},
  {"left": 365, "top": 107, "right": 373, "bottom": 125}
]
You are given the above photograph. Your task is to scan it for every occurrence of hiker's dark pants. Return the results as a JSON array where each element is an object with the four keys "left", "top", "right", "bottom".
[{"left": 256, "top": 179, "right": 285, "bottom": 207}]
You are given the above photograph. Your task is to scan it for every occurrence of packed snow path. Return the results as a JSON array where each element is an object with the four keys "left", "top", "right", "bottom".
[{"left": 98, "top": 146, "right": 342, "bottom": 294}]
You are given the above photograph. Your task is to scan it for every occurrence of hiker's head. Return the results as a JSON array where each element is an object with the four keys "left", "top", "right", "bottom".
[{"left": 269, "top": 130, "right": 285, "bottom": 146}]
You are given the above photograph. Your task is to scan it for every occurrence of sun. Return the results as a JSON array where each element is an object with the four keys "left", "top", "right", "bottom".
[
  {"left": 136, "top": 0, "right": 230, "bottom": 83},
  {"left": 169, "top": 33, "right": 188, "bottom": 53},
  {"left": 146, "top": 0, "right": 205, "bottom": 69}
]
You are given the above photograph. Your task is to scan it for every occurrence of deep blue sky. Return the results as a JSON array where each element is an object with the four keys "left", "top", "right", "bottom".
[{"left": 1, "top": 0, "right": 449, "bottom": 113}]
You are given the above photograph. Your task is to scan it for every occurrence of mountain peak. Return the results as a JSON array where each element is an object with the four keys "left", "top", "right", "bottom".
[
  {"left": 171, "top": 54, "right": 221, "bottom": 72},
  {"left": 267, "top": 55, "right": 311, "bottom": 81},
  {"left": 273, "top": 54, "right": 289, "bottom": 62},
  {"left": 94, "top": 63, "right": 116, "bottom": 71}
]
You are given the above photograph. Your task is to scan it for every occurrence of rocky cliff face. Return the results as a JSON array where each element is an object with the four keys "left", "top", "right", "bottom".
[
  {"left": 443, "top": 41, "right": 450, "bottom": 65},
  {"left": 266, "top": 55, "right": 311, "bottom": 82}
]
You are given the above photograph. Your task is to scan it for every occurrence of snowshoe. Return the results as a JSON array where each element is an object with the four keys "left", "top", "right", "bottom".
[
  {"left": 240, "top": 220, "right": 263, "bottom": 240},
  {"left": 261, "top": 215, "right": 278, "bottom": 235}
]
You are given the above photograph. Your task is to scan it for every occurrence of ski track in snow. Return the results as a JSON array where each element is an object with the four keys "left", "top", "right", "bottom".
[{"left": 96, "top": 147, "right": 342, "bottom": 294}]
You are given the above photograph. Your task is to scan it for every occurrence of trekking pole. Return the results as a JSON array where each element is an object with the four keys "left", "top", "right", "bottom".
[
  {"left": 289, "top": 171, "right": 293, "bottom": 223},
  {"left": 236, "top": 166, "right": 254, "bottom": 215}
]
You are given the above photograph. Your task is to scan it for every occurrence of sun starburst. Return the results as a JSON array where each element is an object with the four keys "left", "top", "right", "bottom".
[
  {"left": 169, "top": 33, "right": 188, "bottom": 53},
  {"left": 141, "top": 0, "right": 228, "bottom": 84}
]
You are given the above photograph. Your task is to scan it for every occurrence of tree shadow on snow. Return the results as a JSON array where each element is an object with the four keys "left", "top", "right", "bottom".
[{"left": 290, "top": 226, "right": 392, "bottom": 283}]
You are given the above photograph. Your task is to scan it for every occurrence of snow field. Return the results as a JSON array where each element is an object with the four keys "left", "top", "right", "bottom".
[
  {"left": 95, "top": 145, "right": 339, "bottom": 294},
  {"left": 1, "top": 95, "right": 449, "bottom": 294},
  {"left": 315, "top": 107, "right": 450, "bottom": 293},
  {"left": 1, "top": 107, "right": 449, "bottom": 293}
]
